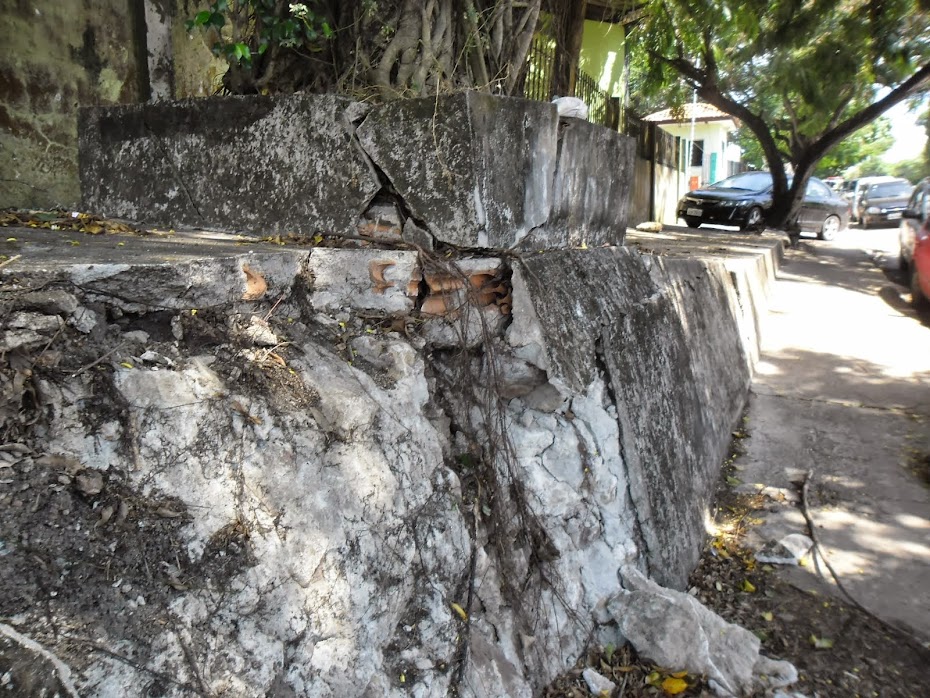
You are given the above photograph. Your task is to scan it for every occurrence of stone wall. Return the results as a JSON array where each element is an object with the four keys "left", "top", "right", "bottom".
[
  {"left": 0, "top": 1, "right": 143, "bottom": 208},
  {"left": 0, "top": 221, "right": 780, "bottom": 696}
]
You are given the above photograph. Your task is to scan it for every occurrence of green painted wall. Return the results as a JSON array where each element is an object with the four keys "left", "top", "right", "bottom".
[
  {"left": 0, "top": 1, "right": 220, "bottom": 210},
  {"left": 0, "top": 1, "right": 146, "bottom": 208},
  {"left": 579, "top": 20, "right": 625, "bottom": 98}
]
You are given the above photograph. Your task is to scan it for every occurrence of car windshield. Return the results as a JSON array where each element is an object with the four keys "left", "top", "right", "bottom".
[
  {"left": 866, "top": 182, "right": 912, "bottom": 198},
  {"left": 707, "top": 172, "right": 772, "bottom": 192}
]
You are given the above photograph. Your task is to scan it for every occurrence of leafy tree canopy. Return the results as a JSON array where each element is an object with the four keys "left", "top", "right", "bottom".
[
  {"left": 629, "top": 0, "right": 930, "bottom": 230},
  {"left": 736, "top": 117, "right": 894, "bottom": 177}
]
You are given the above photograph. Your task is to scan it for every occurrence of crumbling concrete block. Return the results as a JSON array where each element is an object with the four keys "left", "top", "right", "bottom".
[
  {"left": 306, "top": 248, "right": 420, "bottom": 313},
  {"left": 357, "top": 92, "right": 558, "bottom": 249},
  {"left": 608, "top": 566, "right": 798, "bottom": 697}
]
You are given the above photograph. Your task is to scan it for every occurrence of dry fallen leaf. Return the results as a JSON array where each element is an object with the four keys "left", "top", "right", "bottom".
[
  {"left": 810, "top": 635, "right": 834, "bottom": 649},
  {"left": 450, "top": 602, "right": 468, "bottom": 621},
  {"left": 661, "top": 676, "right": 689, "bottom": 695},
  {"left": 742, "top": 579, "right": 757, "bottom": 593}
]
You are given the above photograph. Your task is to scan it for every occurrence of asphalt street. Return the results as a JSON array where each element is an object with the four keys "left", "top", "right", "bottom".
[{"left": 735, "top": 223, "right": 930, "bottom": 641}]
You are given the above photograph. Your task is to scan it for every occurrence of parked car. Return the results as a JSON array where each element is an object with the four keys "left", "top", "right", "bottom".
[
  {"left": 677, "top": 171, "right": 848, "bottom": 239},
  {"left": 842, "top": 175, "right": 899, "bottom": 223},
  {"left": 899, "top": 177, "right": 930, "bottom": 309},
  {"left": 857, "top": 179, "right": 913, "bottom": 228}
]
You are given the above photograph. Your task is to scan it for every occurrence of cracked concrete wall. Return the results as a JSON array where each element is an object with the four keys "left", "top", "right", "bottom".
[
  {"left": 0, "top": 228, "right": 773, "bottom": 696},
  {"left": 78, "top": 94, "right": 634, "bottom": 249}
]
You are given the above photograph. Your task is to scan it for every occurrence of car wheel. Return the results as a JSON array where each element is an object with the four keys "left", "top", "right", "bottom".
[
  {"left": 684, "top": 217, "right": 702, "bottom": 229},
  {"left": 911, "top": 268, "right": 929, "bottom": 310},
  {"left": 818, "top": 214, "right": 841, "bottom": 241},
  {"left": 740, "top": 207, "right": 764, "bottom": 232}
]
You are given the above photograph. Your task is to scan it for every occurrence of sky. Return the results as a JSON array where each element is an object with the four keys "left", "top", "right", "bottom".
[{"left": 883, "top": 100, "right": 927, "bottom": 163}]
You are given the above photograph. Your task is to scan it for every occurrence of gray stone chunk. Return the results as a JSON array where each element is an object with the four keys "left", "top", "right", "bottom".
[
  {"left": 609, "top": 566, "right": 798, "bottom": 697},
  {"left": 14, "top": 289, "right": 80, "bottom": 316},
  {"left": 7, "top": 312, "right": 62, "bottom": 333},
  {"left": 79, "top": 94, "right": 380, "bottom": 235}
]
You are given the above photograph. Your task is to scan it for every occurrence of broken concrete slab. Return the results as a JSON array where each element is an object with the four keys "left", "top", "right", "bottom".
[
  {"left": 512, "top": 247, "right": 752, "bottom": 589},
  {"left": 609, "top": 566, "right": 798, "bottom": 697},
  {"left": 79, "top": 94, "right": 380, "bottom": 235},
  {"left": 536, "top": 117, "right": 636, "bottom": 250}
]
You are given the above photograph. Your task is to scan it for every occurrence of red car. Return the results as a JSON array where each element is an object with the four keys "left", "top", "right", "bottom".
[{"left": 899, "top": 177, "right": 930, "bottom": 309}]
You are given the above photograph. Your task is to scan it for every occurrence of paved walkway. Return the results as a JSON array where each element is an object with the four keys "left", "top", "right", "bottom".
[{"left": 738, "top": 227, "right": 930, "bottom": 640}]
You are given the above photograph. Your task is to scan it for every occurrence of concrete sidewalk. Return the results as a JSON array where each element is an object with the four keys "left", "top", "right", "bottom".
[{"left": 736, "top": 229, "right": 930, "bottom": 640}]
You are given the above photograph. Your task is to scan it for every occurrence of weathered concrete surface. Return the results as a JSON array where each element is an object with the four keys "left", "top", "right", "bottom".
[
  {"left": 541, "top": 117, "right": 636, "bottom": 250},
  {"left": 0, "top": 225, "right": 784, "bottom": 695},
  {"left": 357, "top": 93, "right": 559, "bottom": 249},
  {"left": 80, "top": 95, "right": 380, "bottom": 235},
  {"left": 512, "top": 234, "right": 782, "bottom": 588},
  {"left": 79, "top": 94, "right": 635, "bottom": 250},
  {"left": 734, "top": 229, "right": 930, "bottom": 640}
]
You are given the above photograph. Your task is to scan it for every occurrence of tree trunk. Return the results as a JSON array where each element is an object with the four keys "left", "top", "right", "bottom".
[{"left": 550, "top": 0, "right": 587, "bottom": 98}]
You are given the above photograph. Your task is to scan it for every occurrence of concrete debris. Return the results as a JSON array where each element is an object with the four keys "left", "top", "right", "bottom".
[
  {"left": 7, "top": 312, "right": 62, "bottom": 333},
  {"left": 581, "top": 667, "right": 616, "bottom": 695},
  {"left": 609, "top": 565, "right": 799, "bottom": 697},
  {"left": 754, "top": 534, "right": 814, "bottom": 566},
  {"left": 243, "top": 316, "right": 279, "bottom": 346},
  {"left": 0, "top": 329, "right": 45, "bottom": 352}
]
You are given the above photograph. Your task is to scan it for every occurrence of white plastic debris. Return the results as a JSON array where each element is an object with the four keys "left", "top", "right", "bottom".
[
  {"left": 552, "top": 96, "right": 589, "bottom": 120},
  {"left": 755, "top": 533, "right": 814, "bottom": 566}
]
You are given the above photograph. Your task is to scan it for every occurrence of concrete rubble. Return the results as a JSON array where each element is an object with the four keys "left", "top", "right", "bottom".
[{"left": 607, "top": 566, "right": 798, "bottom": 697}]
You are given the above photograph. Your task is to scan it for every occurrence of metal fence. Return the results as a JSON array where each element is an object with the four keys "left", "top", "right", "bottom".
[
  {"left": 522, "top": 34, "right": 619, "bottom": 130},
  {"left": 524, "top": 35, "right": 555, "bottom": 103}
]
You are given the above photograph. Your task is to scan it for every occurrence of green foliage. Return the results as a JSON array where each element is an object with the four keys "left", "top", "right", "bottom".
[
  {"left": 889, "top": 157, "right": 929, "bottom": 182},
  {"left": 628, "top": 0, "right": 930, "bottom": 226},
  {"left": 186, "top": 1, "right": 331, "bottom": 74},
  {"left": 813, "top": 118, "right": 895, "bottom": 176}
]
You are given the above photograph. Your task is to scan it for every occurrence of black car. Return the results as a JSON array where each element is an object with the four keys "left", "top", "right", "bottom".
[
  {"left": 857, "top": 179, "right": 913, "bottom": 228},
  {"left": 677, "top": 171, "right": 849, "bottom": 239}
]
